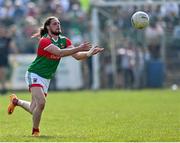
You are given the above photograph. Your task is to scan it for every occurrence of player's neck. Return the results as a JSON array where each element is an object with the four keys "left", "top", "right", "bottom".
[{"left": 48, "top": 33, "right": 58, "bottom": 40}]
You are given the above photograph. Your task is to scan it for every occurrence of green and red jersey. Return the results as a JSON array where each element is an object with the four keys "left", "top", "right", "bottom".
[{"left": 28, "top": 34, "right": 72, "bottom": 79}]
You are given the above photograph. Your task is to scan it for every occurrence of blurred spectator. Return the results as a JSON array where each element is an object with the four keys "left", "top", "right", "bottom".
[
  {"left": 172, "top": 20, "right": 180, "bottom": 49},
  {"left": 104, "top": 56, "right": 113, "bottom": 88},
  {"left": 2, "top": 1, "right": 14, "bottom": 19},
  {"left": 173, "top": 20, "right": 180, "bottom": 39},
  {"left": 0, "top": 24, "right": 17, "bottom": 95},
  {"left": 12, "top": 0, "right": 26, "bottom": 23},
  {"left": 145, "top": 17, "right": 164, "bottom": 59},
  {"left": 60, "top": 0, "right": 70, "bottom": 12},
  {"left": 22, "top": 16, "right": 38, "bottom": 53},
  {"left": 120, "top": 41, "right": 135, "bottom": 89},
  {"left": 0, "top": 0, "right": 3, "bottom": 6},
  {"left": 133, "top": 44, "right": 145, "bottom": 89},
  {"left": 160, "top": 0, "right": 179, "bottom": 17},
  {"left": 26, "top": 2, "right": 39, "bottom": 18}
]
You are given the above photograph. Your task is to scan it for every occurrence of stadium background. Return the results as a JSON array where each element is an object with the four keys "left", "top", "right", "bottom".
[{"left": 0, "top": 0, "right": 180, "bottom": 90}]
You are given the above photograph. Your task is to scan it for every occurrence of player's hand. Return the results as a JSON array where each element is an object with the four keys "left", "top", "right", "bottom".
[
  {"left": 78, "top": 42, "right": 92, "bottom": 51},
  {"left": 87, "top": 46, "right": 104, "bottom": 57},
  {"left": 91, "top": 46, "right": 104, "bottom": 55}
]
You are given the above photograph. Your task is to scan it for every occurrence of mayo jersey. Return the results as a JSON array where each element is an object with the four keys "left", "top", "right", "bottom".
[{"left": 28, "top": 34, "right": 72, "bottom": 79}]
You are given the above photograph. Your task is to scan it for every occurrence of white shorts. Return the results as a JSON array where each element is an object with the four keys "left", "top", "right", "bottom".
[{"left": 25, "top": 71, "right": 50, "bottom": 96}]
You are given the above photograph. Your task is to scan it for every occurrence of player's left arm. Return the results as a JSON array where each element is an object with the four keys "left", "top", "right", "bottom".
[
  {"left": 72, "top": 46, "right": 104, "bottom": 60},
  {"left": 65, "top": 37, "right": 104, "bottom": 60}
]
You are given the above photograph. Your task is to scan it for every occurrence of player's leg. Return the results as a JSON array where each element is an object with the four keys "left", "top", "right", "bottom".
[
  {"left": 15, "top": 71, "right": 37, "bottom": 114},
  {"left": 8, "top": 71, "right": 49, "bottom": 136},
  {"left": 17, "top": 94, "right": 36, "bottom": 114},
  {"left": 7, "top": 93, "right": 36, "bottom": 114},
  {"left": 31, "top": 86, "right": 46, "bottom": 136}
]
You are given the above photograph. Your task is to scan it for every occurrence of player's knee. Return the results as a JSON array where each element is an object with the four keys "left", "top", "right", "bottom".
[
  {"left": 37, "top": 100, "right": 46, "bottom": 111},
  {"left": 37, "top": 103, "right": 45, "bottom": 111}
]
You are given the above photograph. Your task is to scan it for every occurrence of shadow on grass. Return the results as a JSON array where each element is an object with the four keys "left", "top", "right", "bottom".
[
  {"left": 23, "top": 135, "right": 89, "bottom": 139},
  {"left": 30, "top": 135, "right": 59, "bottom": 139}
]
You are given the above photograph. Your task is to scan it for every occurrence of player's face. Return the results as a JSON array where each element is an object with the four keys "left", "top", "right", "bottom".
[{"left": 49, "top": 18, "right": 61, "bottom": 35}]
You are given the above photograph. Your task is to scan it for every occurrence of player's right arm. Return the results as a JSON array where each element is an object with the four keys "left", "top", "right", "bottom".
[{"left": 40, "top": 38, "right": 92, "bottom": 57}]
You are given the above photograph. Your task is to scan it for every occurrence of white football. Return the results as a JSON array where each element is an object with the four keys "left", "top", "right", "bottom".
[{"left": 131, "top": 11, "right": 149, "bottom": 29}]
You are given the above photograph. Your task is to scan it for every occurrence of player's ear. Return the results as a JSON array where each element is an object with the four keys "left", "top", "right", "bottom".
[{"left": 47, "top": 26, "right": 50, "bottom": 30}]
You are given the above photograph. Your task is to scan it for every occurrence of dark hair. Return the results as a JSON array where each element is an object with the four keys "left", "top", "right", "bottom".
[{"left": 31, "top": 16, "right": 58, "bottom": 38}]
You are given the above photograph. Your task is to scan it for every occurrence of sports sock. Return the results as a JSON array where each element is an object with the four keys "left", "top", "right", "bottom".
[
  {"left": 32, "top": 128, "right": 40, "bottom": 134},
  {"left": 17, "top": 99, "right": 30, "bottom": 107}
]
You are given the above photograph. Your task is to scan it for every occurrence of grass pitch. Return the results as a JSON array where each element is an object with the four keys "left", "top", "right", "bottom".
[{"left": 0, "top": 89, "right": 179, "bottom": 141}]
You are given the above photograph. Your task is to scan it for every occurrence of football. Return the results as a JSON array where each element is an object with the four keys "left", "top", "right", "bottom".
[{"left": 131, "top": 11, "right": 149, "bottom": 29}]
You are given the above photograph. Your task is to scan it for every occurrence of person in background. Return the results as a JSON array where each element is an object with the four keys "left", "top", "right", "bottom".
[{"left": 0, "top": 23, "right": 17, "bottom": 95}]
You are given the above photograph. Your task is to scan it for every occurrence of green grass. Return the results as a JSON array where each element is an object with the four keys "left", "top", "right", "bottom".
[{"left": 0, "top": 89, "right": 180, "bottom": 141}]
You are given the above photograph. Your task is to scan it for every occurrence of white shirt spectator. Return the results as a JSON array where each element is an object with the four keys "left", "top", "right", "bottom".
[
  {"left": 160, "top": 1, "right": 179, "bottom": 17},
  {"left": 60, "top": 0, "right": 70, "bottom": 12},
  {"left": 145, "top": 23, "right": 164, "bottom": 46}
]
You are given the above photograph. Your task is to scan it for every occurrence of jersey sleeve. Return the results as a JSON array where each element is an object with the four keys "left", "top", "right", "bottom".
[
  {"left": 65, "top": 37, "right": 72, "bottom": 48},
  {"left": 38, "top": 38, "right": 52, "bottom": 50}
]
